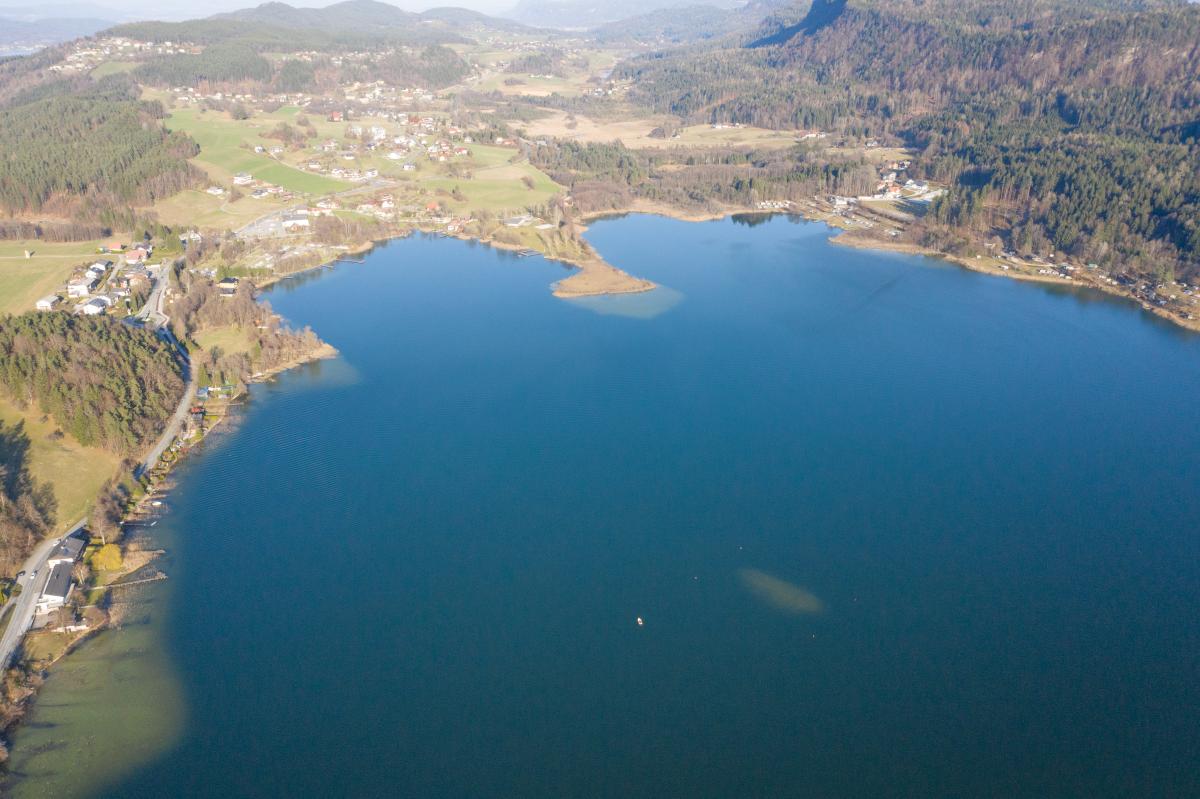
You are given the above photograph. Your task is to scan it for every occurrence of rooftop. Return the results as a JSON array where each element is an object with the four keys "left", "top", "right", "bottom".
[
  {"left": 50, "top": 533, "right": 86, "bottom": 564},
  {"left": 42, "top": 562, "right": 73, "bottom": 601}
]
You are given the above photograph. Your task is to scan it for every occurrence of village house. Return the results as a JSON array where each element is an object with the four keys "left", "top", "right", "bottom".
[
  {"left": 35, "top": 295, "right": 61, "bottom": 312},
  {"left": 35, "top": 564, "right": 73, "bottom": 614},
  {"left": 233, "top": 172, "right": 254, "bottom": 186},
  {"left": 34, "top": 532, "right": 87, "bottom": 616},
  {"left": 67, "top": 276, "right": 98, "bottom": 298},
  {"left": 81, "top": 297, "right": 112, "bottom": 315},
  {"left": 217, "top": 277, "right": 240, "bottom": 297},
  {"left": 48, "top": 534, "right": 86, "bottom": 567},
  {"left": 283, "top": 213, "right": 311, "bottom": 231}
]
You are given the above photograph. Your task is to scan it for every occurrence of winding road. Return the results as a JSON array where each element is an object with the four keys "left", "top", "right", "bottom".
[{"left": 0, "top": 267, "right": 194, "bottom": 670}]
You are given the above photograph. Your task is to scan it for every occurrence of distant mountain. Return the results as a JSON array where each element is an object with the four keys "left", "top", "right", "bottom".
[
  {"left": 419, "top": 6, "right": 539, "bottom": 33},
  {"left": 111, "top": 0, "right": 539, "bottom": 49},
  {"left": 213, "top": 0, "right": 417, "bottom": 28},
  {"left": 590, "top": 0, "right": 786, "bottom": 44},
  {"left": 210, "top": 0, "right": 537, "bottom": 36},
  {"left": 506, "top": 0, "right": 743, "bottom": 30}
]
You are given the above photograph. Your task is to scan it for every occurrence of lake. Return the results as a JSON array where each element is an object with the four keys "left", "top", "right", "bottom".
[{"left": 8, "top": 214, "right": 1200, "bottom": 797}]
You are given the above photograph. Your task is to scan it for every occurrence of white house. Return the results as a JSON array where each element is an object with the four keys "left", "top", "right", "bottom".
[
  {"left": 35, "top": 563, "right": 73, "bottom": 614},
  {"left": 282, "top": 213, "right": 310, "bottom": 230},
  {"left": 82, "top": 297, "right": 110, "bottom": 315},
  {"left": 36, "top": 295, "right": 61, "bottom": 311},
  {"left": 233, "top": 172, "right": 253, "bottom": 186},
  {"left": 67, "top": 276, "right": 98, "bottom": 298}
]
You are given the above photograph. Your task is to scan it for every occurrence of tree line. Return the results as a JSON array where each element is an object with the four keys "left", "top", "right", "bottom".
[{"left": 0, "top": 313, "right": 186, "bottom": 453}]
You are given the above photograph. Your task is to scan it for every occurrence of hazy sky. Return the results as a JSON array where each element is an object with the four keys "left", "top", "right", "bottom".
[{"left": 0, "top": 0, "right": 520, "bottom": 22}]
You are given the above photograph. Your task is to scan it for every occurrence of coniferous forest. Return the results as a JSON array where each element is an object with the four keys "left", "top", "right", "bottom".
[
  {"left": 616, "top": 0, "right": 1200, "bottom": 281},
  {"left": 0, "top": 313, "right": 185, "bottom": 453}
]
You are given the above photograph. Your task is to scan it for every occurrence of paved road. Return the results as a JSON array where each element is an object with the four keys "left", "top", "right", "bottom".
[
  {"left": 134, "top": 264, "right": 170, "bottom": 329},
  {"left": 136, "top": 359, "right": 196, "bottom": 479},
  {"left": 0, "top": 519, "right": 87, "bottom": 671},
  {"left": 129, "top": 263, "right": 198, "bottom": 478}
]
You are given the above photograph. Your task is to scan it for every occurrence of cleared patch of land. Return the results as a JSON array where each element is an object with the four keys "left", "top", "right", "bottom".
[
  {"left": 150, "top": 189, "right": 290, "bottom": 231},
  {"left": 0, "top": 239, "right": 108, "bottom": 315},
  {"left": 90, "top": 61, "right": 137, "bottom": 78},
  {"left": 426, "top": 160, "right": 558, "bottom": 213},
  {"left": 163, "top": 107, "right": 351, "bottom": 195},
  {"left": 0, "top": 398, "right": 121, "bottom": 533},
  {"left": 193, "top": 325, "right": 255, "bottom": 355},
  {"left": 523, "top": 112, "right": 809, "bottom": 150}
]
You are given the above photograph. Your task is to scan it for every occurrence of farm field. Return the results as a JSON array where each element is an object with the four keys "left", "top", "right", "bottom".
[
  {"left": 90, "top": 61, "right": 137, "bottom": 78},
  {"left": 522, "top": 112, "right": 810, "bottom": 150},
  {"left": 427, "top": 156, "right": 559, "bottom": 213},
  {"left": 164, "top": 107, "right": 351, "bottom": 194},
  {"left": 0, "top": 397, "right": 122, "bottom": 534},
  {"left": 194, "top": 325, "right": 254, "bottom": 356},
  {"left": 150, "top": 189, "right": 291, "bottom": 231},
  {"left": 0, "top": 239, "right": 109, "bottom": 315}
]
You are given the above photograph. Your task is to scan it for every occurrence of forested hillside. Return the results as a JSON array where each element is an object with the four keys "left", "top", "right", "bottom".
[
  {"left": 530, "top": 139, "right": 876, "bottom": 214},
  {"left": 0, "top": 76, "right": 201, "bottom": 216},
  {"left": 0, "top": 314, "right": 185, "bottom": 453},
  {"left": 617, "top": 0, "right": 1200, "bottom": 282}
]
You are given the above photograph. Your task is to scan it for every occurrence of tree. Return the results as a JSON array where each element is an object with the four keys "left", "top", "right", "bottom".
[{"left": 92, "top": 543, "right": 123, "bottom": 571}]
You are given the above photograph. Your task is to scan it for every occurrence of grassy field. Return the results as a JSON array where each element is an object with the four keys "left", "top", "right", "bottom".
[
  {"left": 474, "top": 73, "right": 583, "bottom": 98},
  {"left": 464, "top": 46, "right": 623, "bottom": 99},
  {"left": 0, "top": 398, "right": 121, "bottom": 533},
  {"left": 0, "top": 239, "right": 108, "bottom": 315},
  {"left": 468, "top": 144, "right": 522, "bottom": 169},
  {"left": 90, "top": 61, "right": 138, "bottom": 78},
  {"left": 421, "top": 146, "right": 559, "bottom": 213},
  {"left": 522, "top": 112, "right": 810, "bottom": 151},
  {"left": 164, "top": 107, "right": 350, "bottom": 195},
  {"left": 151, "top": 189, "right": 289, "bottom": 231},
  {"left": 194, "top": 325, "right": 254, "bottom": 355},
  {"left": 427, "top": 172, "right": 557, "bottom": 213}
]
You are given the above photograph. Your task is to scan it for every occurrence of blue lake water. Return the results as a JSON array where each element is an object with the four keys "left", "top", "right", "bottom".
[{"left": 10, "top": 214, "right": 1200, "bottom": 797}]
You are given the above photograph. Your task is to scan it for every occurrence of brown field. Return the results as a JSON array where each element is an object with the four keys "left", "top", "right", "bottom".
[{"left": 523, "top": 112, "right": 809, "bottom": 150}]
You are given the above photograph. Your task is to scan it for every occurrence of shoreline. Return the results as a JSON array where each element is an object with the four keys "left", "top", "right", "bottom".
[
  {"left": 0, "top": 328, "right": 337, "bottom": 760},
  {"left": 830, "top": 229, "right": 1200, "bottom": 334},
  {"left": 5, "top": 196, "right": 1195, "bottom": 775},
  {"left": 589, "top": 200, "right": 1200, "bottom": 335},
  {"left": 239, "top": 194, "right": 1200, "bottom": 334}
]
